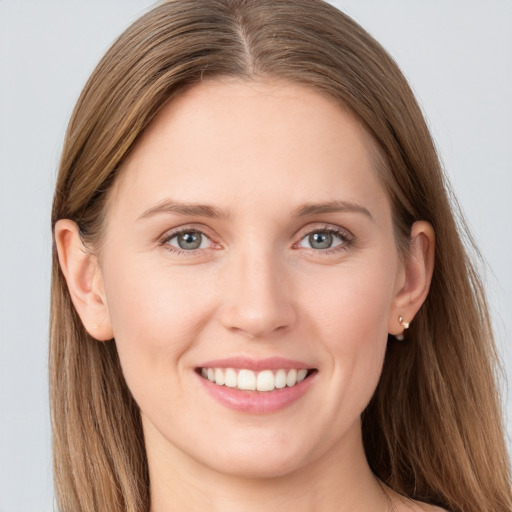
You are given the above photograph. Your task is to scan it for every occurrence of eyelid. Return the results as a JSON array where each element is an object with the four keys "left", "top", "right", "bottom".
[
  {"left": 158, "top": 224, "right": 221, "bottom": 253},
  {"left": 166, "top": 230, "right": 211, "bottom": 250},
  {"left": 293, "top": 223, "right": 355, "bottom": 252},
  {"left": 156, "top": 222, "right": 354, "bottom": 256},
  {"left": 159, "top": 223, "right": 216, "bottom": 241},
  {"left": 294, "top": 223, "right": 354, "bottom": 241}
]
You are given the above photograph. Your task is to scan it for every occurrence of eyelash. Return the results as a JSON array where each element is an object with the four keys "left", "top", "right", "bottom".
[
  {"left": 160, "top": 227, "right": 218, "bottom": 256},
  {"left": 159, "top": 224, "right": 354, "bottom": 256},
  {"left": 294, "top": 225, "right": 354, "bottom": 254}
]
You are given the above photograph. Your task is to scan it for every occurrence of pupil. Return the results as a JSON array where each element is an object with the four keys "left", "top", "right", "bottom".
[
  {"left": 178, "top": 232, "right": 201, "bottom": 250},
  {"left": 309, "top": 232, "right": 332, "bottom": 249}
]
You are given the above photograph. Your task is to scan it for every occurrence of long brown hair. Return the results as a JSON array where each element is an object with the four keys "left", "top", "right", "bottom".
[{"left": 50, "top": 1, "right": 511, "bottom": 510}]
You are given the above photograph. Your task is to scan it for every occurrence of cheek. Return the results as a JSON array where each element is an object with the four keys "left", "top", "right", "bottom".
[
  {"left": 301, "top": 259, "right": 396, "bottom": 401},
  {"left": 305, "top": 259, "right": 396, "bottom": 344},
  {"left": 102, "top": 259, "right": 217, "bottom": 389}
]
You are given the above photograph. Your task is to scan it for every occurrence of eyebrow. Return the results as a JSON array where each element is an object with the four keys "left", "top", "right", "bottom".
[
  {"left": 292, "top": 200, "right": 374, "bottom": 221},
  {"left": 136, "top": 199, "right": 229, "bottom": 222},
  {"left": 136, "top": 198, "right": 373, "bottom": 222}
]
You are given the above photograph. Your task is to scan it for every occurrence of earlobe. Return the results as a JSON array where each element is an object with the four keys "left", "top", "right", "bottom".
[
  {"left": 54, "top": 219, "right": 113, "bottom": 341},
  {"left": 388, "top": 221, "right": 435, "bottom": 337}
]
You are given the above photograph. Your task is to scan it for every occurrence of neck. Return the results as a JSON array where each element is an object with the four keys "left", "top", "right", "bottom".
[{"left": 146, "top": 420, "right": 389, "bottom": 512}]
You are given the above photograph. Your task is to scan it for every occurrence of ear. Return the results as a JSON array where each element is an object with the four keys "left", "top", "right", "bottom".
[
  {"left": 388, "top": 221, "right": 435, "bottom": 337},
  {"left": 54, "top": 219, "right": 113, "bottom": 341}
]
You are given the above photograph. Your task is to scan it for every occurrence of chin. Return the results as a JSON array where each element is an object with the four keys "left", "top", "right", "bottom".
[
  {"left": 197, "top": 434, "right": 315, "bottom": 480},
  {"left": 210, "top": 453, "right": 306, "bottom": 480}
]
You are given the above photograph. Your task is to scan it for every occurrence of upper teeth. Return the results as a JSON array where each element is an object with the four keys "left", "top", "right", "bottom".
[{"left": 201, "top": 368, "right": 309, "bottom": 392}]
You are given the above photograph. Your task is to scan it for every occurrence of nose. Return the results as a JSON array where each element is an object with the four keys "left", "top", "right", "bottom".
[{"left": 218, "top": 249, "right": 297, "bottom": 339}]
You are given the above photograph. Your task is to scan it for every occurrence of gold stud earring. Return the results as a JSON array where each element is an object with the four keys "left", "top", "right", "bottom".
[{"left": 395, "top": 315, "right": 410, "bottom": 341}]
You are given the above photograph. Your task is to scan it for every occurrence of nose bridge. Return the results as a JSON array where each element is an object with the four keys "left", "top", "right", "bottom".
[{"left": 219, "top": 244, "right": 296, "bottom": 338}]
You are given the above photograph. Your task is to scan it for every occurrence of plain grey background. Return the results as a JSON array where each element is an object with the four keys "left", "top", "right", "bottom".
[{"left": 1, "top": 1, "right": 511, "bottom": 510}]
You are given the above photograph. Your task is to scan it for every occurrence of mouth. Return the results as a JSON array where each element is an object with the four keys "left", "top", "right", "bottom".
[{"left": 196, "top": 367, "right": 317, "bottom": 392}]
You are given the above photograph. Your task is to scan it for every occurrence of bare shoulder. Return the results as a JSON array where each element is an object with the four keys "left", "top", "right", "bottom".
[
  {"left": 415, "top": 505, "right": 448, "bottom": 512},
  {"left": 382, "top": 483, "right": 449, "bottom": 512},
  {"left": 395, "top": 500, "right": 448, "bottom": 512}
]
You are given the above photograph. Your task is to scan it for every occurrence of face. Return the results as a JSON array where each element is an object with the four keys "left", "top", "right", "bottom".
[{"left": 98, "top": 80, "right": 406, "bottom": 478}]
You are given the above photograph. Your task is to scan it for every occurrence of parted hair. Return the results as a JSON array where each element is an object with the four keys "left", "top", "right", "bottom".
[{"left": 50, "top": 1, "right": 511, "bottom": 511}]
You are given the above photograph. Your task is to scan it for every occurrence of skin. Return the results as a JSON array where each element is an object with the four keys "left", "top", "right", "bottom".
[{"left": 56, "top": 79, "right": 436, "bottom": 512}]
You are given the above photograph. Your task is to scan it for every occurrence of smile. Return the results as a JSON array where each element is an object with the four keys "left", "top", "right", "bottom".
[
  {"left": 199, "top": 367, "right": 312, "bottom": 392},
  {"left": 195, "top": 357, "right": 317, "bottom": 413}
]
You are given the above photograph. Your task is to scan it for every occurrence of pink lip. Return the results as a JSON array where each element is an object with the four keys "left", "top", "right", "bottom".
[
  {"left": 195, "top": 369, "right": 317, "bottom": 415},
  {"left": 197, "top": 356, "right": 313, "bottom": 371}
]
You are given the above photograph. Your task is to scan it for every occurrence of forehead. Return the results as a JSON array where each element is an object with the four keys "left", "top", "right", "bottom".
[{"left": 109, "top": 79, "right": 389, "bottom": 220}]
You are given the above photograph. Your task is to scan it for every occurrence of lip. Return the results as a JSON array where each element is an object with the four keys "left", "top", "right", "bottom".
[
  {"left": 195, "top": 357, "right": 317, "bottom": 414},
  {"left": 197, "top": 356, "right": 312, "bottom": 371}
]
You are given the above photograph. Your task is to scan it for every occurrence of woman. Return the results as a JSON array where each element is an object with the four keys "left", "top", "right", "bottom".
[{"left": 50, "top": 1, "right": 511, "bottom": 511}]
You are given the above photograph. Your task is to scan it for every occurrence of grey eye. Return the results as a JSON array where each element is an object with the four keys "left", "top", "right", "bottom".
[
  {"left": 309, "top": 232, "right": 333, "bottom": 249},
  {"left": 299, "top": 230, "right": 345, "bottom": 250},
  {"left": 168, "top": 231, "right": 208, "bottom": 250}
]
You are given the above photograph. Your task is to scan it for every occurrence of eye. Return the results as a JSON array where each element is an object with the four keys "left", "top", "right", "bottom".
[
  {"left": 298, "top": 228, "right": 350, "bottom": 251},
  {"left": 166, "top": 230, "right": 211, "bottom": 251}
]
